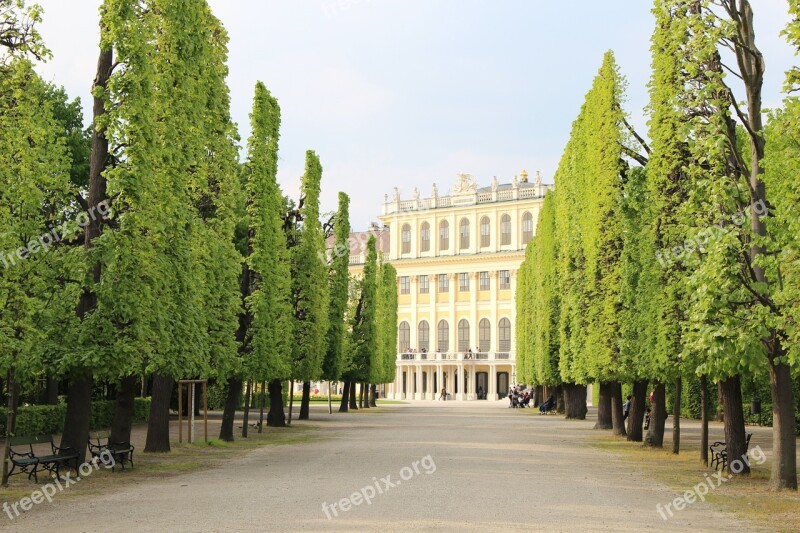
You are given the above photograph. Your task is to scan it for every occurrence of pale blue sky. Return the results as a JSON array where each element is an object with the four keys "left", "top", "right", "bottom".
[{"left": 34, "top": 1, "right": 795, "bottom": 229}]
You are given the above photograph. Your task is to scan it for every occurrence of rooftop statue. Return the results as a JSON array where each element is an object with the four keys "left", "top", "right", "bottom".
[{"left": 452, "top": 173, "right": 478, "bottom": 195}]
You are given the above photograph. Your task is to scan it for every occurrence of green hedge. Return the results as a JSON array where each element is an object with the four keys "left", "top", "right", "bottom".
[{"left": 0, "top": 398, "right": 151, "bottom": 437}]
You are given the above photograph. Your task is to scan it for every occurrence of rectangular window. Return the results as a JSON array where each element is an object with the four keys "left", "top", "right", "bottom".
[
  {"left": 419, "top": 275, "right": 429, "bottom": 294},
  {"left": 399, "top": 276, "right": 410, "bottom": 294},
  {"left": 499, "top": 270, "right": 511, "bottom": 289},
  {"left": 459, "top": 273, "right": 469, "bottom": 292},
  {"left": 479, "top": 271, "right": 490, "bottom": 290},
  {"left": 438, "top": 274, "right": 449, "bottom": 293}
]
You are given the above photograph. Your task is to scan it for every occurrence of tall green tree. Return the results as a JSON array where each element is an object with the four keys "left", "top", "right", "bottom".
[
  {"left": 664, "top": 0, "right": 795, "bottom": 487},
  {"left": 343, "top": 235, "right": 378, "bottom": 409},
  {"left": 0, "top": 54, "right": 74, "bottom": 480},
  {"left": 323, "top": 193, "right": 351, "bottom": 413},
  {"left": 372, "top": 259, "right": 398, "bottom": 404},
  {"left": 289, "top": 151, "right": 329, "bottom": 421}
]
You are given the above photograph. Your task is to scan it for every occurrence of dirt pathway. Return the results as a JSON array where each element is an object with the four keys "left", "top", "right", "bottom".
[{"left": 3, "top": 402, "right": 764, "bottom": 532}]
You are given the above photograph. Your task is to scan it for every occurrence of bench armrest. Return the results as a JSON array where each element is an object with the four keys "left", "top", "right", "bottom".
[
  {"left": 52, "top": 444, "right": 78, "bottom": 456},
  {"left": 88, "top": 441, "right": 109, "bottom": 454},
  {"left": 9, "top": 450, "right": 37, "bottom": 462}
]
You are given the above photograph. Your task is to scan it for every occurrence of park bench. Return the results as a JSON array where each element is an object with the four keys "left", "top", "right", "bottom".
[
  {"left": 88, "top": 431, "right": 135, "bottom": 471},
  {"left": 7, "top": 435, "right": 79, "bottom": 483},
  {"left": 709, "top": 432, "right": 752, "bottom": 471},
  {"left": 539, "top": 402, "right": 557, "bottom": 415}
]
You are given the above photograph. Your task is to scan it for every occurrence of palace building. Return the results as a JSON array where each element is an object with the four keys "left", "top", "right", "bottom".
[{"left": 348, "top": 170, "right": 553, "bottom": 401}]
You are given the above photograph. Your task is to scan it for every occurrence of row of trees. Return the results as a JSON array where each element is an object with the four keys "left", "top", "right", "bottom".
[
  {"left": 517, "top": 0, "right": 799, "bottom": 490},
  {"left": 1, "top": 0, "right": 397, "bottom": 481}
]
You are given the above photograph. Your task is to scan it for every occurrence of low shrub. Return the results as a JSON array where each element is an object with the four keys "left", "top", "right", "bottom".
[{"left": 0, "top": 397, "right": 151, "bottom": 436}]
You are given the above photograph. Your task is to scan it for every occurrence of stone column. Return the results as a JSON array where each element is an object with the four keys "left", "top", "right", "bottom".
[
  {"left": 488, "top": 364, "right": 497, "bottom": 401},
  {"left": 410, "top": 275, "right": 418, "bottom": 351},
  {"left": 470, "top": 272, "right": 479, "bottom": 352},
  {"left": 457, "top": 363, "right": 465, "bottom": 400},
  {"left": 415, "top": 365, "right": 422, "bottom": 400},
  {"left": 428, "top": 366, "right": 436, "bottom": 400},
  {"left": 510, "top": 269, "right": 518, "bottom": 355},
  {"left": 448, "top": 272, "right": 457, "bottom": 354}
]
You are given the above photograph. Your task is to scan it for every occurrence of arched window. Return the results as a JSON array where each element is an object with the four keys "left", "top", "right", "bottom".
[
  {"left": 479, "top": 318, "right": 491, "bottom": 353},
  {"left": 401, "top": 224, "right": 411, "bottom": 254},
  {"left": 500, "top": 214, "right": 511, "bottom": 245},
  {"left": 420, "top": 222, "right": 430, "bottom": 252},
  {"left": 418, "top": 321, "right": 429, "bottom": 352},
  {"left": 480, "top": 216, "right": 490, "bottom": 248},
  {"left": 437, "top": 320, "right": 449, "bottom": 352},
  {"left": 399, "top": 322, "right": 410, "bottom": 352},
  {"left": 459, "top": 218, "right": 470, "bottom": 250},
  {"left": 522, "top": 212, "right": 533, "bottom": 245},
  {"left": 498, "top": 318, "right": 511, "bottom": 352},
  {"left": 458, "top": 319, "right": 470, "bottom": 352},
  {"left": 439, "top": 220, "right": 449, "bottom": 251}
]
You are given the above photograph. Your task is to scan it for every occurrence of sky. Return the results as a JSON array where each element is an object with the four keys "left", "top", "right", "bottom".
[{"left": 31, "top": 0, "right": 796, "bottom": 230}]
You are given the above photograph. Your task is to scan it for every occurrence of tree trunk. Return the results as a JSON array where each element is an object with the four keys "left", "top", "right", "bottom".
[
  {"left": 720, "top": 375, "right": 750, "bottom": 476},
  {"left": 258, "top": 380, "right": 266, "bottom": 433},
  {"left": 562, "top": 383, "right": 587, "bottom": 419},
  {"left": 594, "top": 382, "right": 612, "bottom": 429},
  {"left": 111, "top": 375, "right": 137, "bottom": 445},
  {"left": 219, "top": 378, "right": 241, "bottom": 442},
  {"left": 554, "top": 385, "right": 564, "bottom": 414},
  {"left": 370, "top": 384, "right": 377, "bottom": 407},
  {"left": 349, "top": 381, "right": 358, "bottom": 410},
  {"left": 60, "top": 375, "right": 93, "bottom": 463},
  {"left": 287, "top": 380, "right": 294, "bottom": 426},
  {"left": 627, "top": 380, "right": 647, "bottom": 442},
  {"left": 644, "top": 383, "right": 666, "bottom": 448},
  {"left": 242, "top": 380, "right": 252, "bottom": 437},
  {"left": 361, "top": 383, "right": 370, "bottom": 409},
  {"left": 45, "top": 376, "right": 60, "bottom": 405},
  {"left": 266, "top": 379, "right": 286, "bottom": 427},
  {"left": 61, "top": 38, "right": 114, "bottom": 466},
  {"left": 299, "top": 381, "right": 311, "bottom": 420},
  {"left": 610, "top": 381, "right": 626, "bottom": 437},
  {"left": 533, "top": 385, "right": 542, "bottom": 407},
  {"left": 328, "top": 381, "right": 333, "bottom": 414},
  {"left": 1, "top": 370, "right": 20, "bottom": 485},
  {"left": 144, "top": 374, "right": 173, "bottom": 453},
  {"left": 339, "top": 381, "right": 350, "bottom": 413},
  {"left": 716, "top": 381, "right": 725, "bottom": 421},
  {"left": 767, "top": 355, "right": 796, "bottom": 489},
  {"left": 700, "top": 375, "right": 709, "bottom": 466},
  {"left": 672, "top": 377, "right": 681, "bottom": 455}
]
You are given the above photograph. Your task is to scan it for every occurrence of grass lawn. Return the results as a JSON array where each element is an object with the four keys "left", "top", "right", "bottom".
[
  {"left": 0, "top": 424, "right": 323, "bottom": 505},
  {"left": 592, "top": 435, "right": 800, "bottom": 533}
]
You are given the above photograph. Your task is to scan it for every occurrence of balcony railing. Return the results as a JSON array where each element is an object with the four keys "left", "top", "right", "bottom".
[{"left": 397, "top": 351, "right": 514, "bottom": 362}]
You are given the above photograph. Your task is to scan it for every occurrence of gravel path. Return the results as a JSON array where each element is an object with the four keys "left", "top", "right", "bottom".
[{"left": 4, "top": 401, "right": 762, "bottom": 532}]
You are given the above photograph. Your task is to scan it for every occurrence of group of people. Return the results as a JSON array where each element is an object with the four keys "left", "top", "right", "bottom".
[
  {"left": 622, "top": 391, "right": 664, "bottom": 430},
  {"left": 463, "top": 347, "right": 481, "bottom": 359},
  {"left": 403, "top": 347, "right": 428, "bottom": 354},
  {"left": 508, "top": 386, "right": 531, "bottom": 408},
  {"left": 507, "top": 386, "right": 558, "bottom": 412}
]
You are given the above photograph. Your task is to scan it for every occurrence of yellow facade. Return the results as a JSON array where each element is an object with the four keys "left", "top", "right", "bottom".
[{"left": 363, "top": 172, "right": 553, "bottom": 401}]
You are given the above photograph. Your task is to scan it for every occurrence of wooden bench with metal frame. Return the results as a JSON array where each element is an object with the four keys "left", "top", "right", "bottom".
[
  {"left": 710, "top": 432, "right": 752, "bottom": 471},
  {"left": 88, "top": 430, "right": 135, "bottom": 472},
  {"left": 7, "top": 435, "right": 79, "bottom": 483}
]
